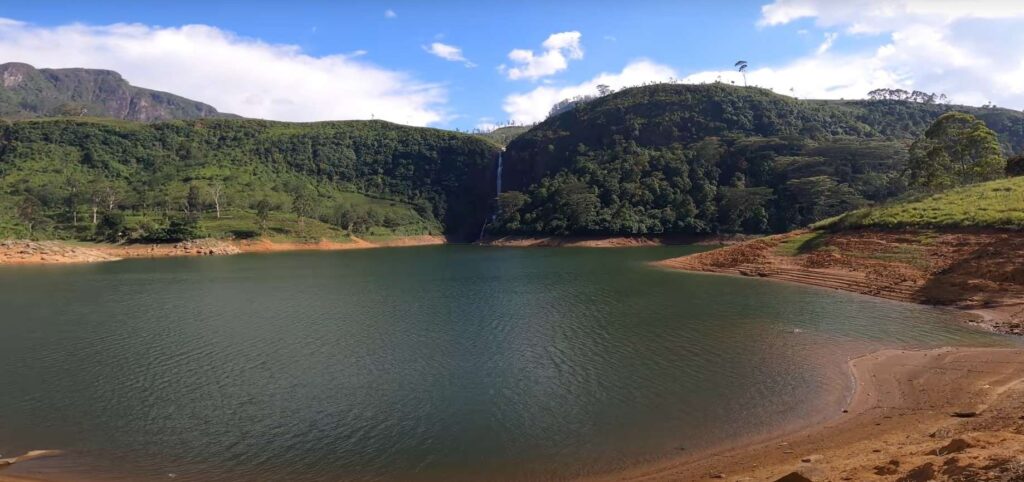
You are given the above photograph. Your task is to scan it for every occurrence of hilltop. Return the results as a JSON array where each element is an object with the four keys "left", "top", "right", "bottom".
[
  {"left": 494, "top": 83, "right": 1024, "bottom": 238},
  {"left": 473, "top": 125, "right": 530, "bottom": 147},
  {"left": 0, "top": 62, "right": 233, "bottom": 121}
]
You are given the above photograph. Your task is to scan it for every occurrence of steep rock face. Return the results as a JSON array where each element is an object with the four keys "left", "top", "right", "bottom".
[{"left": 0, "top": 62, "right": 230, "bottom": 121}]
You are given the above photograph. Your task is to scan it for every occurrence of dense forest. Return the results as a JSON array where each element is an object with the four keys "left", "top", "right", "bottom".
[
  {"left": 0, "top": 118, "right": 499, "bottom": 241},
  {"left": 492, "top": 83, "right": 1024, "bottom": 236},
  {"left": 3, "top": 81, "right": 1023, "bottom": 244}
]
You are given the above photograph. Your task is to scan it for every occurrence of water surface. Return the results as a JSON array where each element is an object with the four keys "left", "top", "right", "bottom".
[{"left": 0, "top": 246, "right": 1015, "bottom": 481}]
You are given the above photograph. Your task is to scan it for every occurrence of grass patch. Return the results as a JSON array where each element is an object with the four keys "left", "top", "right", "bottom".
[
  {"left": 818, "top": 177, "right": 1024, "bottom": 231},
  {"left": 775, "top": 232, "right": 830, "bottom": 256}
]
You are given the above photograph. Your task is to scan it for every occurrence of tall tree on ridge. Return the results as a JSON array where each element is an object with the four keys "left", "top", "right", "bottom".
[{"left": 734, "top": 60, "right": 748, "bottom": 87}]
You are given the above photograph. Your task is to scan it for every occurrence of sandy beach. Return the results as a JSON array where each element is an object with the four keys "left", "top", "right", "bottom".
[{"left": 595, "top": 347, "right": 1024, "bottom": 481}]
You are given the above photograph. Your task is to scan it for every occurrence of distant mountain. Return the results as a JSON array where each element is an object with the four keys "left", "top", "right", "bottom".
[{"left": 0, "top": 62, "right": 234, "bottom": 121}]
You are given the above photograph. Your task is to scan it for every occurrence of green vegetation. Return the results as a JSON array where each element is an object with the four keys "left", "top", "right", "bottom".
[
  {"left": 1008, "top": 154, "right": 1024, "bottom": 177},
  {"left": 0, "top": 117, "right": 497, "bottom": 242},
  {"left": 907, "top": 112, "right": 1005, "bottom": 189},
  {"left": 474, "top": 125, "right": 531, "bottom": 147},
  {"left": 494, "top": 83, "right": 1024, "bottom": 237},
  {"left": 0, "top": 62, "right": 230, "bottom": 121},
  {"left": 775, "top": 232, "right": 828, "bottom": 257},
  {"left": 4, "top": 77, "right": 1023, "bottom": 244},
  {"left": 819, "top": 177, "right": 1024, "bottom": 231}
]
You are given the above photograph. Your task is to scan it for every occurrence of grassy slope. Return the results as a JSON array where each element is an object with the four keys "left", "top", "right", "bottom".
[
  {"left": 820, "top": 177, "right": 1024, "bottom": 231},
  {"left": 474, "top": 126, "right": 530, "bottom": 147}
]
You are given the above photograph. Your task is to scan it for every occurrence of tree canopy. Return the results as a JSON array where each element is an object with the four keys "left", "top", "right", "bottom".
[{"left": 908, "top": 112, "right": 1005, "bottom": 189}]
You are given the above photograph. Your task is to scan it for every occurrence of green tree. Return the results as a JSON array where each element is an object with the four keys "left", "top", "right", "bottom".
[
  {"left": 184, "top": 184, "right": 203, "bottom": 220},
  {"left": 1007, "top": 154, "right": 1024, "bottom": 177},
  {"left": 255, "top": 198, "right": 273, "bottom": 234},
  {"left": 554, "top": 182, "right": 599, "bottom": 233},
  {"left": 16, "top": 195, "right": 44, "bottom": 238},
  {"left": 908, "top": 112, "right": 1005, "bottom": 189},
  {"left": 95, "top": 212, "right": 127, "bottom": 242},
  {"left": 494, "top": 191, "right": 530, "bottom": 230},
  {"left": 717, "top": 187, "right": 774, "bottom": 233},
  {"left": 291, "top": 188, "right": 317, "bottom": 235}
]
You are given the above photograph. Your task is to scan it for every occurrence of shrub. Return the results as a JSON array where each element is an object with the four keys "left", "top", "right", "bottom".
[{"left": 1007, "top": 154, "right": 1024, "bottom": 177}]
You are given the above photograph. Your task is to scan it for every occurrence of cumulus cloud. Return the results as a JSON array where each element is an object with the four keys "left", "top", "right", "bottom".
[
  {"left": 503, "top": 59, "right": 677, "bottom": 124},
  {"left": 384, "top": 9, "right": 397, "bottom": 19},
  {"left": 423, "top": 42, "right": 474, "bottom": 67},
  {"left": 502, "top": 31, "right": 583, "bottom": 81},
  {"left": 0, "top": 18, "right": 447, "bottom": 125},
  {"left": 685, "top": 1, "right": 1024, "bottom": 108}
]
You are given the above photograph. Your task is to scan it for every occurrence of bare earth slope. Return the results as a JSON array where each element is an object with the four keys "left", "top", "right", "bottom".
[{"left": 656, "top": 229, "right": 1024, "bottom": 335}]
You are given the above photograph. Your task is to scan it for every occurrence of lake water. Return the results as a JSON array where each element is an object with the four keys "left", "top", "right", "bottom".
[{"left": 0, "top": 246, "right": 1016, "bottom": 481}]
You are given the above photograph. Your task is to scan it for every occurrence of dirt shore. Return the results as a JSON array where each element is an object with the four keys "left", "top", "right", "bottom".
[
  {"left": 0, "top": 235, "right": 446, "bottom": 266},
  {"left": 655, "top": 229, "right": 1024, "bottom": 335},
  {"left": 595, "top": 347, "right": 1024, "bottom": 481},
  {"left": 480, "top": 234, "right": 756, "bottom": 248}
]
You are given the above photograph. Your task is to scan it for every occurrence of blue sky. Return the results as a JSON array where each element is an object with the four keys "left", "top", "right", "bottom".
[{"left": 1, "top": 1, "right": 1023, "bottom": 129}]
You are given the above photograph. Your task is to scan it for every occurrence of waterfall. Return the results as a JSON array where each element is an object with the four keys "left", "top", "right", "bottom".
[
  {"left": 479, "top": 149, "right": 505, "bottom": 242},
  {"left": 496, "top": 150, "right": 503, "bottom": 195}
]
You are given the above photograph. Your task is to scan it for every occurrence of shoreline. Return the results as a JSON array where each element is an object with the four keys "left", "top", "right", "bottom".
[
  {"left": 654, "top": 229, "right": 1024, "bottom": 334},
  {"left": 591, "top": 346, "right": 1024, "bottom": 481},
  {"left": 478, "top": 234, "right": 757, "bottom": 248},
  {"left": 0, "top": 235, "right": 446, "bottom": 266}
]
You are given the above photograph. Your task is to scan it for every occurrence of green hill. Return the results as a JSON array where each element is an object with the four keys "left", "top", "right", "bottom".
[
  {"left": 819, "top": 177, "right": 1024, "bottom": 231},
  {"left": 0, "top": 62, "right": 233, "bottom": 121},
  {"left": 0, "top": 118, "right": 499, "bottom": 242},
  {"left": 473, "top": 125, "right": 530, "bottom": 147},
  {"left": 494, "top": 83, "right": 1024, "bottom": 237}
]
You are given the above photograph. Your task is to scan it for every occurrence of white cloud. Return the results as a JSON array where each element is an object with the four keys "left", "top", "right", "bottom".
[
  {"left": 0, "top": 18, "right": 448, "bottom": 125},
  {"left": 475, "top": 120, "right": 500, "bottom": 132},
  {"left": 503, "top": 59, "right": 677, "bottom": 124},
  {"left": 502, "top": 31, "right": 583, "bottom": 81},
  {"left": 423, "top": 42, "right": 475, "bottom": 67},
  {"left": 384, "top": 9, "right": 397, "bottom": 19},
  {"left": 681, "top": 1, "right": 1024, "bottom": 109},
  {"left": 759, "top": 0, "right": 1024, "bottom": 33},
  {"left": 816, "top": 32, "right": 838, "bottom": 54}
]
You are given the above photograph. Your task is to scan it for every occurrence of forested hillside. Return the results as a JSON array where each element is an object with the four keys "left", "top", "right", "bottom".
[
  {"left": 0, "top": 62, "right": 231, "bottom": 121},
  {"left": 0, "top": 118, "right": 499, "bottom": 241},
  {"left": 494, "top": 83, "right": 1024, "bottom": 236}
]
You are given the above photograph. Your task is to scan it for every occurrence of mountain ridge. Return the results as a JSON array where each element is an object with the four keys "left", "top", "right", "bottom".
[{"left": 0, "top": 62, "right": 234, "bottom": 121}]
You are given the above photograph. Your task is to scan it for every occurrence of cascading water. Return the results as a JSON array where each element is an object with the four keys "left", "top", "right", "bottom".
[
  {"left": 496, "top": 150, "right": 503, "bottom": 195},
  {"left": 479, "top": 149, "right": 505, "bottom": 242}
]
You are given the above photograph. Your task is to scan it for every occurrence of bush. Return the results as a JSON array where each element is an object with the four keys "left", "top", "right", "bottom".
[
  {"left": 229, "top": 229, "right": 260, "bottom": 240},
  {"left": 95, "top": 212, "right": 128, "bottom": 242},
  {"left": 139, "top": 217, "right": 205, "bottom": 243},
  {"left": 161, "top": 217, "right": 205, "bottom": 242},
  {"left": 1008, "top": 154, "right": 1024, "bottom": 177}
]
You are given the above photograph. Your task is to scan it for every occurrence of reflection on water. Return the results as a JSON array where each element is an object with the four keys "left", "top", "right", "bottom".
[{"left": 0, "top": 246, "right": 1015, "bottom": 481}]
